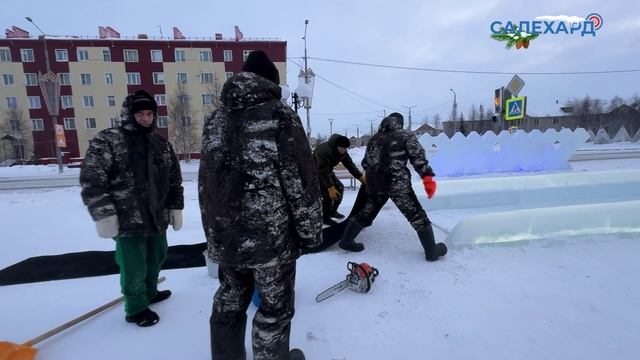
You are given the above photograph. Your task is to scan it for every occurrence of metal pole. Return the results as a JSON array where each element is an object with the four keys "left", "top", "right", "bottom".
[
  {"left": 303, "top": 20, "right": 311, "bottom": 138},
  {"left": 26, "top": 16, "right": 63, "bottom": 173},
  {"left": 328, "top": 118, "right": 333, "bottom": 135},
  {"left": 402, "top": 105, "right": 417, "bottom": 131},
  {"left": 450, "top": 89, "right": 457, "bottom": 134}
]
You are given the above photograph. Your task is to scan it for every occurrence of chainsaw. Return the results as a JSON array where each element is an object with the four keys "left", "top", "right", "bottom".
[{"left": 316, "top": 262, "right": 380, "bottom": 302}]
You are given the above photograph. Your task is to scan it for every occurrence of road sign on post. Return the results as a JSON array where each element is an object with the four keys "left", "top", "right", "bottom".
[
  {"left": 505, "top": 96, "right": 526, "bottom": 121},
  {"left": 55, "top": 124, "right": 66, "bottom": 148}
]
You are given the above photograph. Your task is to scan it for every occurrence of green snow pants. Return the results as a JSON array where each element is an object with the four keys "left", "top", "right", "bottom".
[{"left": 114, "top": 233, "right": 168, "bottom": 316}]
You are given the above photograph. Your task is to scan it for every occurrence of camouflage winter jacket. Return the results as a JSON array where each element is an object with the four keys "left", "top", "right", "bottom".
[
  {"left": 199, "top": 72, "right": 322, "bottom": 268},
  {"left": 313, "top": 134, "right": 363, "bottom": 189},
  {"left": 80, "top": 115, "right": 184, "bottom": 237},
  {"left": 362, "top": 114, "right": 434, "bottom": 194}
]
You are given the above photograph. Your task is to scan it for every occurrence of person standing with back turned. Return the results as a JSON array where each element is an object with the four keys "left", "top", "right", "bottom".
[{"left": 199, "top": 50, "right": 321, "bottom": 360}]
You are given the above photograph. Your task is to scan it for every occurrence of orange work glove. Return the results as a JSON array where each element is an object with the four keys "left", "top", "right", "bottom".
[
  {"left": 359, "top": 175, "right": 366, "bottom": 184},
  {"left": 327, "top": 186, "right": 339, "bottom": 200},
  {"left": 422, "top": 176, "right": 437, "bottom": 199}
]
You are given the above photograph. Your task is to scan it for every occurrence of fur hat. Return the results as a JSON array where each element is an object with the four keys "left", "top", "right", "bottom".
[
  {"left": 242, "top": 50, "right": 280, "bottom": 84},
  {"left": 388, "top": 112, "right": 404, "bottom": 121},
  {"left": 128, "top": 90, "right": 157, "bottom": 114},
  {"left": 334, "top": 135, "right": 350, "bottom": 148}
]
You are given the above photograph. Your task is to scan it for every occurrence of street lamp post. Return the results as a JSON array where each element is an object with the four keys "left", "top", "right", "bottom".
[
  {"left": 26, "top": 16, "right": 64, "bottom": 173},
  {"left": 299, "top": 20, "right": 315, "bottom": 138},
  {"left": 402, "top": 105, "right": 417, "bottom": 131},
  {"left": 328, "top": 118, "right": 334, "bottom": 135},
  {"left": 449, "top": 88, "right": 458, "bottom": 132}
]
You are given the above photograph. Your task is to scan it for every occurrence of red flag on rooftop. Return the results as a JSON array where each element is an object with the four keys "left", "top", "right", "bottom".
[
  {"left": 106, "top": 26, "right": 120, "bottom": 38},
  {"left": 234, "top": 26, "right": 243, "bottom": 41},
  {"left": 173, "top": 27, "right": 185, "bottom": 39},
  {"left": 98, "top": 26, "right": 108, "bottom": 38}
]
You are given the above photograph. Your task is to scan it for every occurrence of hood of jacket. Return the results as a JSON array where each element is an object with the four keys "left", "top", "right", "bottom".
[
  {"left": 378, "top": 114, "right": 404, "bottom": 133},
  {"left": 221, "top": 72, "right": 282, "bottom": 110}
]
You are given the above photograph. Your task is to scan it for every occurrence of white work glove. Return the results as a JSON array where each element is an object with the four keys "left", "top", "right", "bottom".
[
  {"left": 169, "top": 209, "right": 183, "bottom": 231},
  {"left": 95, "top": 215, "right": 119, "bottom": 238}
]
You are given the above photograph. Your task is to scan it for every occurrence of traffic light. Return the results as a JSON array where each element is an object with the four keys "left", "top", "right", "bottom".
[{"left": 494, "top": 87, "right": 503, "bottom": 114}]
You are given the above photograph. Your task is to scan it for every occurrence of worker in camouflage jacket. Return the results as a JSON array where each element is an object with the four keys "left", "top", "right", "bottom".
[
  {"left": 313, "top": 134, "right": 365, "bottom": 225},
  {"left": 199, "top": 50, "right": 321, "bottom": 360},
  {"left": 338, "top": 112, "right": 447, "bottom": 262},
  {"left": 80, "top": 90, "right": 184, "bottom": 327}
]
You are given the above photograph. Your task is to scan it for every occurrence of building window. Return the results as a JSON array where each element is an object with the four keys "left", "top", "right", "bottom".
[
  {"left": 107, "top": 96, "right": 116, "bottom": 107},
  {"left": 77, "top": 49, "right": 89, "bottom": 61},
  {"left": 32, "top": 118, "right": 44, "bottom": 131},
  {"left": 177, "top": 72, "right": 187, "bottom": 84},
  {"left": 80, "top": 73, "right": 92, "bottom": 85},
  {"left": 178, "top": 95, "right": 188, "bottom": 104},
  {"left": 225, "top": 72, "right": 234, "bottom": 80},
  {"left": 534, "top": 119, "right": 540, "bottom": 126},
  {"left": 223, "top": 50, "right": 232, "bottom": 62},
  {"left": 151, "top": 50, "right": 163, "bottom": 62},
  {"left": 199, "top": 50, "right": 212, "bottom": 62},
  {"left": 201, "top": 72, "right": 213, "bottom": 84},
  {"left": 5, "top": 97, "right": 17, "bottom": 109},
  {"left": 124, "top": 49, "right": 139, "bottom": 62},
  {"left": 82, "top": 96, "right": 95, "bottom": 108},
  {"left": 21, "top": 49, "right": 34, "bottom": 62},
  {"left": 0, "top": 49, "right": 11, "bottom": 62},
  {"left": 102, "top": 49, "right": 111, "bottom": 62},
  {"left": 63, "top": 117, "right": 76, "bottom": 130},
  {"left": 154, "top": 94, "right": 166, "bottom": 106},
  {"left": 175, "top": 49, "right": 186, "bottom": 62},
  {"left": 55, "top": 49, "right": 68, "bottom": 62},
  {"left": 25, "top": 73, "right": 37, "bottom": 86},
  {"left": 61, "top": 95, "right": 73, "bottom": 109},
  {"left": 28, "top": 96, "right": 41, "bottom": 109},
  {"left": 109, "top": 117, "right": 120, "bottom": 127},
  {"left": 104, "top": 72, "right": 113, "bottom": 85},
  {"left": 181, "top": 116, "right": 191, "bottom": 126},
  {"left": 243, "top": 50, "right": 253, "bottom": 61},
  {"left": 157, "top": 116, "right": 168, "bottom": 128},
  {"left": 126, "top": 72, "right": 141, "bottom": 85},
  {"left": 202, "top": 94, "right": 214, "bottom": 105},
  {"left": 85, "top": 117, "right": 97, "bottom": 129},
  {"left": 59, "top": 73, "right": 71, "bottom": 85},
  {"left": 2, "top": 74, "right": 14, "bottom": 86},
  {"left": 553, "top": 117, "right": 559, "bottom": 125},
  {"left": 153, "top": 72, "right": 165, "bottom": 85}
]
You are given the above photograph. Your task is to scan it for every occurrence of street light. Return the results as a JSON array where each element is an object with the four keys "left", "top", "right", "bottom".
[
  {"left": 401, "top": 105, "right": 417, "bottom": 131},
  {"left": 297, "top": 19, "right": 315, "bottom": 139},
  {"left": 449, "top": 88, "right": 458, "bottom": 122},
  {"left": 26, "top": 16, "right": 64, "bottom": 173},
  {"left": 328, "top": 118, "right": 334, "bottom": 135}
]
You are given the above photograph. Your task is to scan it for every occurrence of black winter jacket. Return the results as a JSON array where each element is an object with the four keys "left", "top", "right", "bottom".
[
  {"left": 80, "top": 114, "right": 184, "bottom": 236},
  {"left": 199, "top": 72, "right": 322, "bottom": 268},
  {"left": 313, "top": 134, "right": 363, "bottom": 189},
  {"left": 362, "top": 114, "right": 434, "bottom": 194}
]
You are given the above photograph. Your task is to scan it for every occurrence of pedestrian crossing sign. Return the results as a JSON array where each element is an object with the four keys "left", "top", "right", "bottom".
[{"left": 505, "top": 96, "right": 526, "bottom": 121}]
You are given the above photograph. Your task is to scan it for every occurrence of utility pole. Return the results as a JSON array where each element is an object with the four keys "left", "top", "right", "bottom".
[
  {"left": 450, "top": 89, "right": 458, "bottom": 131},
  {"left": 402, "top": 105, "right": 417, "bottom": 131},
  {"left": 368, "top": 119, "right": 375, "bottom": 136},
  {"left": 303, "top": 20, "right": 311, "bottom": 138},
  {"left": 328, "top": 118, "right": 334, "bottom": 135},
  {"left": 26, "top": 16, "right": 63, "bottom": 173}
]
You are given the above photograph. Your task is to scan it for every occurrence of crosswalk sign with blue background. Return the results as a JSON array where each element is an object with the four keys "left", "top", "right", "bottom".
[{"left": 505, "top": 96, "right": 526, "bottom": 121}]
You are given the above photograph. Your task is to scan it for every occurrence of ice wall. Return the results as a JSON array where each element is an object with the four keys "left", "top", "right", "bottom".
[{"left": 420, "top": 128, "right": 589, "bottom": 176}]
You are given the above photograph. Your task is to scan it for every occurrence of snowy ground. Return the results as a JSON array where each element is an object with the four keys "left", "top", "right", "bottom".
[{"left": 1, "top": 144, "right": 640, "bottom": 359}]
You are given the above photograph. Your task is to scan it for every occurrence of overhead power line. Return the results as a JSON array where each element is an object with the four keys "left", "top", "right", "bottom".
[{"left": 307, "top": 56, "right": 640, "bottom": 75}]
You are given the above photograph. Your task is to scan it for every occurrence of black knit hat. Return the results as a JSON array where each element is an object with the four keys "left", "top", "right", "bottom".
[
  {"left": 128, "top": 90, "right": 157, "bottom": 114},
  {"left": 334, "top": 135, "right": 350, "bottom": 148},
  {"left": 242, "top": 50, "right": 280, "bottom": 84},
  {"left": 388, "top": 112, "right": 404, "bottom": 120}
]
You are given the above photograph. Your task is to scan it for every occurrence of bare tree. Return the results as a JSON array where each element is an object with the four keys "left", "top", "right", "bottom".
[
  {"left": 167, "top": 83, "right": 199, "bottom": 162},
  {"left": 432, "top": 113, "right": 442, "bottom": 130},
  {"left": 468, "top": 104, "right": 478, "bottom": 121},
  {"left": 203, "top": 73, "right": 224, "bottom": 118},
  {"left": 629, "top": 92, "right": 640, "bottom": 111},
  {"left": 607, "top": 95, "right": 625, "bottom": 112},
  {"left": 1, "top": 108, "right": 32, "bottom": 163},
  {"left": 479, "top": 104, "right": 485, "bottom": 121}
]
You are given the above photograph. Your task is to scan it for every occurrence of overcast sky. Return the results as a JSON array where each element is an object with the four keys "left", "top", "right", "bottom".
[{"left": 3, "top": 0, "right": 639, "bottom": 136}]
